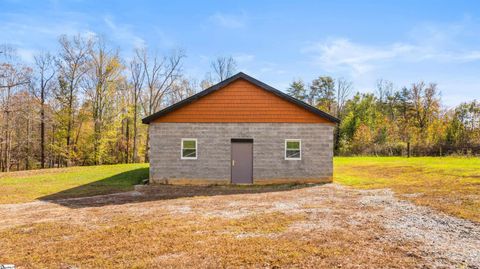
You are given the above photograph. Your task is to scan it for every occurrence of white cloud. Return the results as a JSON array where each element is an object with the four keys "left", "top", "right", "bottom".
[
  {"left": 209, "top": 12, "right": 247, "bottom": 29},
  {"left": 304, "top": 37, "right": 480, "bottom": 77},
  {"left": 299, "top": 20, "right": 480, "bottom": 106},
  {"left": 304, "top": 38, "right": 419, "bottom": 75},
  {"left": 103, "top": 15, "right": 145, "bottom": 49},
  {"left": 0, "top": 11, "right": 96, "bottom": 62},
  {"left": 303, "top": 19, "right": 480, "bottom": 78}
]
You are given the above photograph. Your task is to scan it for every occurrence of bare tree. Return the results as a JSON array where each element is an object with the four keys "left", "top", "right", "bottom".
[
  {"left": 376, "top": 79, "right": 394, "bottom": 104},
  {"left": 335, "top": 78, "right": 352, "bottom": 118},
  {"left": 137, "top": 48, "right": 185, "bottom": 161},
  {"left": 210, "top": 56, "right": 237, "bottom": 82},
  {"left": 200, "top": 72, "right": 214, "bottom": 90},
  {"left": 56, "top": 34, "right": 92, "bottom": 166},
  {"left": 129, "top": 55, "right": 145, "bottom": 163},
  {"left": 167, "top": 77, "right": 196, "bottom": 105},
  {"left": 0, "top": 63, "right": 31, "bottom": 171},
  {"left": 32, "top": 52, "right": 56, "bottom": 168},
  {"left": 0, "top": 44, "right": 15, "bottom": 63},
  {"left": 375, "top": 79, "right": 397, "bottom": 121}
]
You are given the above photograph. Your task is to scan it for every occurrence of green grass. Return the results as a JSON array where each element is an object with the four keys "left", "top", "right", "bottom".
[
  {"left": 1, "top": 157, "right": 479, "bottom": 222},
  {"left": 0, "top": 164, "right": 148, "bottom": 204},
  {"left": 334, "top": 156, "right": 480, "bottom": 222}
]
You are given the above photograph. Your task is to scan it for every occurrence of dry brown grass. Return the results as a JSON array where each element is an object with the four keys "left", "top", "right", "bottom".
[{"left": 0, "top": 185, "right": 423, "bottom": 268}]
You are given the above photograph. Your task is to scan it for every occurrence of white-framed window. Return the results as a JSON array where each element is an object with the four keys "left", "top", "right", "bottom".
[
  {"left": 181, "top": 138, "right": 197, "bottom": 159},
  {"left": 285, "top": 139, "right": 301, "bottom": 160}
]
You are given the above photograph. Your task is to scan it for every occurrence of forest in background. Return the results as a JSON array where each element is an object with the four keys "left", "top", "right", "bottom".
[
  {"left": 287, "top": 76, "right": 479, "bottom": 156},
  {"left": 1, "top": 34, "right": 479, "bottom": 172}
]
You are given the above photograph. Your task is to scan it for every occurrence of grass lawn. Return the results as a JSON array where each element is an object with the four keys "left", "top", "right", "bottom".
[
  {"left": 0, "top": 163, "right": 148, "bottom": 204},
  {"left": 0, "top": 157, "right": 479, "bottom": 223},
  {"left": 334, "top": 156, "right": 480, "bottom": 222}
]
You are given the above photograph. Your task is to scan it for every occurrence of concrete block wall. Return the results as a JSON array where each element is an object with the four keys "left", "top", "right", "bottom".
[{"left": 149, "top": 123, "right": 334, "bottom": 184}]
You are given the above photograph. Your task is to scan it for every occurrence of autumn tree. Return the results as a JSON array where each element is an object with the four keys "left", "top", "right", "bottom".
[
  {"left": 309, "top": 76, "right": 335, "bottom": 113},
  {"left": 84, "top": 37, "right": 123, "bottom": 164},
  {"left": 410, "top": 82, "right": 440, "bottom": 141},
  {"left": 56, "top": 34, "right": 92, "bottom": 166},
  {"left": 445, "top": 100, "right": 480, "bottom": 150}
]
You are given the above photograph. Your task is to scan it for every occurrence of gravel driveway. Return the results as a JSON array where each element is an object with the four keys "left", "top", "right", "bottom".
[{"left": 357, "top": 188, "right": 480, "bottom": 268}]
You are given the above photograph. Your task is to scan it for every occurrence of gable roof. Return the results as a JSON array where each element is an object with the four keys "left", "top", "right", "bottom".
[{"left": 142, "top": 72, "right": 340, "bottom": 124}]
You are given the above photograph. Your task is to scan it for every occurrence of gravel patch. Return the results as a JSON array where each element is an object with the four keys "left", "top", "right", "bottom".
[{"left": 357, "top": 187, "right": 480, "bottom": 268}]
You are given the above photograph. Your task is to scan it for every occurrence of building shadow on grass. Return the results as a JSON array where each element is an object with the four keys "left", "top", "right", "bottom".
[{"left": 40, "top": 169, "right": 325, "bottom": 209}]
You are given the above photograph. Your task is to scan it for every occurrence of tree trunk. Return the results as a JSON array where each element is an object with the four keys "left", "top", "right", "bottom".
[
  {"left": 94, "top": 119, "right": 100, "bottom": 165},
  {"left": 66, "top": 84, "right": 74, "bottom": 167},
  {"left": 26, "top": 113, "right": 31, "bottom": 170},
  {"left": 407, "top": 141, "right": 411, "bottom": 158},
  {"left": 125, "top": 117, "right": 130, "bottom": 163},
  {"left": 40, "top": 93, "right": 46, "bottom": 168},
  {"left": 132, "top": 99, "right": 138, "bottom": 163},
  {"left": 50, "top": 125, "right": 55, "bottom": 168},
  {"left": 5, "top": 110, "right": 11, "bottom": 172}
]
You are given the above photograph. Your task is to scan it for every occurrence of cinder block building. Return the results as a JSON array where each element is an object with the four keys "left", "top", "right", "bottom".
[{"left": 143, "top": 72, "right": 339, "bottom": 184}]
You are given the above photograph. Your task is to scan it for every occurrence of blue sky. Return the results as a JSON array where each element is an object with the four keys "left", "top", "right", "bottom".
[{"left": 1, "top": 0, "right": 479, "bottom": 107}]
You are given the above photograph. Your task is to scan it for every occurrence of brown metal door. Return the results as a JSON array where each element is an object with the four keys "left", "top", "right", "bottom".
[{"left": 231, "top": 140, "right": 253, "bottom": 184}]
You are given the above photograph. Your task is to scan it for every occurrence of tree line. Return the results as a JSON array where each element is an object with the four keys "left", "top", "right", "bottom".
[
  {"left": 0, "top": 35, "right": 236, "bottom": 172},
  {"left": 1, "top": 33, "right": 479, "bottom": 172},
  {"left": 288, "top": 77, "right": 479, "bottom": 156}
]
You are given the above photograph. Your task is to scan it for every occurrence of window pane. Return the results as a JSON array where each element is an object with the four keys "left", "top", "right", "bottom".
[
  {"left": 182, "top": 149, "right": 196, "bottom": 158},
  {"left": 286, "top": 150, "right": 300, "bottom": 158},
  {"left": 183, "top": 140, "right": 196, "bottom": 149},
  {"left": 286, "top": 141, "right": 300, "bottom": 149}
]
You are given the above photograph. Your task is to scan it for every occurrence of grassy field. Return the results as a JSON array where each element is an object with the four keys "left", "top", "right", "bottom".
[
  {"left": 0, "top": 163, "right": 148, "bottom": 204},
  {"left": 334, "top": 157, "right": 480, "bottom": 222}
]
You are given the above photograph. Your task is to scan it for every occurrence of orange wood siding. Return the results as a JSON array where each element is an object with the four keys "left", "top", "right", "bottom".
[{"left": 153, "top": 78, "right": 333, "bottom": 123}]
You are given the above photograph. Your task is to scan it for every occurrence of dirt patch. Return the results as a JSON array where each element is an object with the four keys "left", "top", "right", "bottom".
[{"left": 0, "top": 183, "right": 478, "bottom": 268}]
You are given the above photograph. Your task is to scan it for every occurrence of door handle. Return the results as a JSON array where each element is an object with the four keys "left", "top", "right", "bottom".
[{"left": 232, "top": 160, "right": 235, "bottom": 166}]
